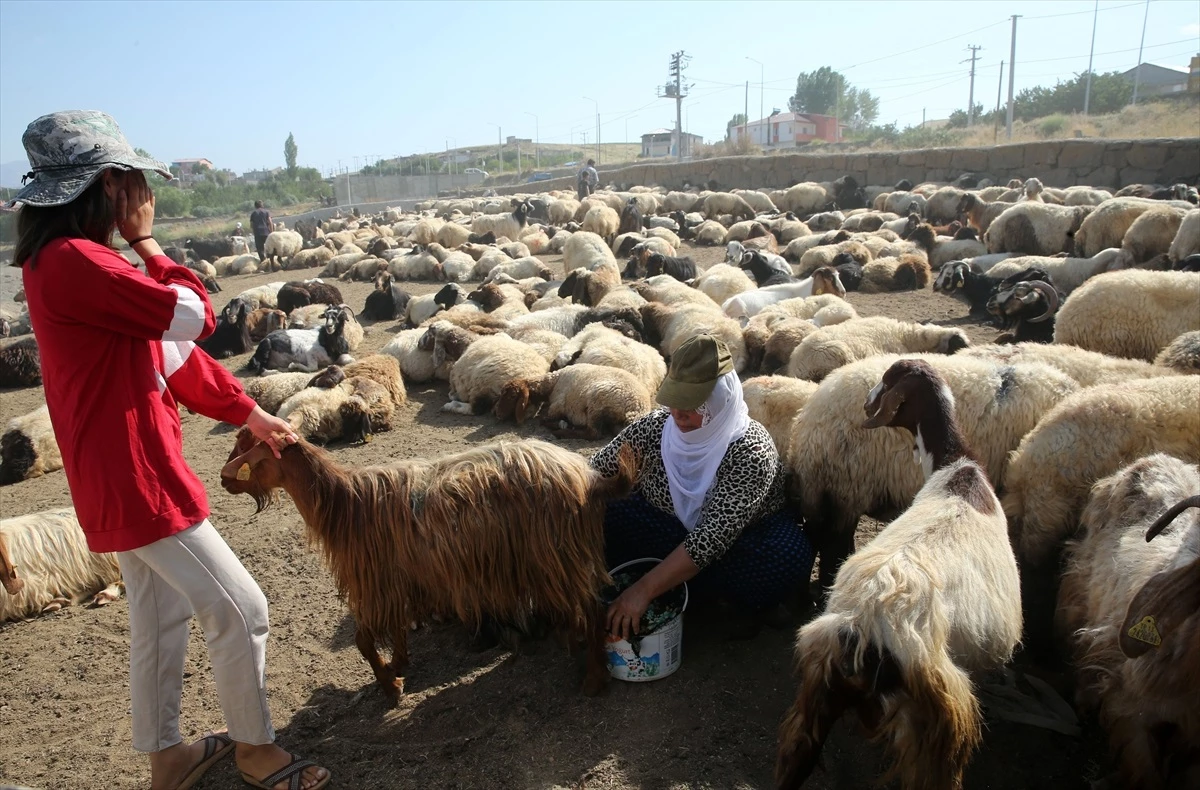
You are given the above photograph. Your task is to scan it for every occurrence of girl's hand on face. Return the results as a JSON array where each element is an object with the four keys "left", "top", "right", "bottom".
[{"left": 115, "top": 171, "right": 156, "bottom": 242}]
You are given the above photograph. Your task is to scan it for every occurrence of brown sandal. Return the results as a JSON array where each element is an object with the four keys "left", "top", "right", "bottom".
[
  {"left": 173, "top": 732, "right": 234, "bottom": 790},
  {"left": 240, "top": 752, "right": 330, "bottom": 790}
]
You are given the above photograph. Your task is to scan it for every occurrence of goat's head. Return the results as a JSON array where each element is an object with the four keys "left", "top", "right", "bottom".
[
  {"left": 322, "top": 304, "right": 352, "bottom": 334},
  {"left": 223, "top": 298, "right": 250, "bottom": 325},
  {"left": 466, "top": 283, "right": 505, "bottom": 312},
  {"left": 220, "top": 427, "right": 291, "bottom": 512},
  {"left": 1023, "top": 177, "right": 1044, "bottom": 198},
  {"left": 987, "top": 279, "right": 1060, "bottom": 324},
  {"left": 862, "top": 358, "right": 955, "bottom": 437},
  {"left": 933, "top": 261, "right": 970, "bottom": 294},
  {"left": 433, "top": 283, "right": 464, "bottom": 311},
  {"left": 493, "top": 380, "right": 533, "bottom": 424},
  {"left": 646, "top": 252, "right": 666, "bottom": 277},
  {"left": 726, "top": 240, "right": 747, "bottom": 265},
  {"left": 558, "top": 270, "right": 583, "bottom": 301},
  {"left": 811, "top": 267, "right": 847, "bottom": 298},
  {"left": 308, "top": 365, "right": 346, "bottom": 390},
  {"left": 1119, "top": 495, "right": 1200, "bottom": 659},
  {"left": 373, "top": 271, "right": 394, "bottom": 292}
]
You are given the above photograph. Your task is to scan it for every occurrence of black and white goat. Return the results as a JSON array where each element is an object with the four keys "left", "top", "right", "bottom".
[
  {"left": 777, "top": 359, "right": 1022, "bottom": 790},
  {"left": 248, "top": 304, "right": 357, "bottom": 374},
  {"left": 986, "top": 277, "right": 1061, "bottom": 344},
  {"left": 645, "top": 252, "right": 696, "bottom": 282},
  {"left": 736, "top": 248, "right": 794, "bottom": 287}
]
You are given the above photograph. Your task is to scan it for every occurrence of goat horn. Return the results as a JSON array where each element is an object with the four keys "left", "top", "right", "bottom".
[
  {"left": 1026, "top": 280, "right": 1060, "bottom": 323},
  {"left": 1145, "top": 495, "right": 1200, "bottom": 542}
]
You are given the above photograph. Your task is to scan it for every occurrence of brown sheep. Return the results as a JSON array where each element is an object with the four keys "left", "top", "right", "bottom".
[{"left": 219, "top": 430, "right": 639, "bottom": 700}]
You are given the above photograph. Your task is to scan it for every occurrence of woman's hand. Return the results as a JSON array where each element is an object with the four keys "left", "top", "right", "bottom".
[
  {"left": 115, "top": 171, "right": 156, "bottom": 242},
  {"left": 606, "top": 580, "right": 652, "bottom": 641},
  {"left": 245, "top": 406, "right": 299, "bottom": 459}
]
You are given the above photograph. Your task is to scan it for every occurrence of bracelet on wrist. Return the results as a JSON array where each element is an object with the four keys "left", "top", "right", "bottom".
[{"left": 128, "top": 235, "right": 155, "bottom": 246}]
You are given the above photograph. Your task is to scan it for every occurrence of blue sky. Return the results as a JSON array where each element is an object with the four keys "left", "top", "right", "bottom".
[{"left": 0, "top": 0, "right": 1196, "bottom": 182}]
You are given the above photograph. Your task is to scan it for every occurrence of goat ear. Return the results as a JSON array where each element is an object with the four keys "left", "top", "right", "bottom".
[
  {"left": 862, "top": 384, "right": 904, "bottom": 429},
  {"left": 219, "top": 437, "right": 276, "bottom": 482},
  {"left": 432, "top": 340, "right": 447, "bottom": 369},
  {"left": 1118, "top": 556, "right": 1200, "bottom": 658},
  {"left": 514, "top": 383, "right": 531, "bottom": 424}
]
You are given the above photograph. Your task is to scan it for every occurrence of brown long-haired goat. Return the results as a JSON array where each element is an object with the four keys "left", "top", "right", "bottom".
[{"left": 220, "top": 430, "right": 638, "bottom": 700}]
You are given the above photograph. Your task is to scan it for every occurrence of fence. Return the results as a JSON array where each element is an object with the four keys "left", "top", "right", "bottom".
[{"left": 333, "top": 172, "right": 486, "bottom": 204}]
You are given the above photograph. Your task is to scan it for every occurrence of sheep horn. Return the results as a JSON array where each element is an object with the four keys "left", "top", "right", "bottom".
[
  {"left": 1144, "top": 495, "right": 1200, "bottom": 542},
  {"left": 1026, "top": 280, "right": 1060, "bottom": 323}
]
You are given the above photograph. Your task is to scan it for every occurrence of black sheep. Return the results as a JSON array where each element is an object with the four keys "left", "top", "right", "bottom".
[
  {"left": 832, "top": 175, "right": 867, "bottom": 211},
  {"left": 0, "top": 337, "right": 41, "bottom": 388},
  {"left": 467, "top": 231, "right": 497, "bottom": 244},
  {"left": 185, "top": 237, "right": 240, "bottom": 262},
  {"left": 276, "top": 281, "right": 345, "bottom": 315},
  {"left": 200, "top": 300, "right": 251, "bottom": 359},
  {"left": 362, "top": 273, "right": 411, "bottom": 321},
  {"left": 830, "top": 251, "right": 863, "bottom": 292},
  {"left": 646, "top": 252, "right": 696, "bottom": 282},
  {"left": 618, "top": 199, "right": 642, "bottom": 236}
]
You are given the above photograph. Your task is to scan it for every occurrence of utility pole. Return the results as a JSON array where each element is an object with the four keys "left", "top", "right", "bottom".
[
  {"left": 658, "top": 50, "right": 692, "bottom": 161},
  {"left": 1083, "top": 0, "right": 1099, "bottom": 114},
  {"left": 922, "top": 108, "right": 926, "bottom": 128},
  {"left": 1006, "top": 15, "right": 1019, "bottom": 140},
  {"left": 497, "top": 126, "right": 502, "bottom": 174},
  {"left": 525, "top": 112, "right": 539, "bottom": 169},
  {"left": 964, "top": 45, "right": 982, "bottom": 125},
  {"left": 1131, "top": 0, "right": 1151, "bottom": 106},
  {"left": 744, "top": 80, "right": 749, "bottom": 142},
  {"left": 996, "top": 59, "right": 1005, "bottom": 116},
  {"left": 746, "top": 57, "right": 763, "bottom": 131},
  {"left": 584, "top": 96, "right": 600, "bottom": 165}
]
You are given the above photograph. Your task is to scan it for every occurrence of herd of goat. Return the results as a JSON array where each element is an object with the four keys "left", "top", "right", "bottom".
[{"left": 1, "top": 170, "right": 1199, "bottom": 789}]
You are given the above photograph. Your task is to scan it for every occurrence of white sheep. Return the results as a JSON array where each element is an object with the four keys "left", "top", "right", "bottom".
[
  {"left": 0, "top": 406, "right": 62, "bottom": 485},
  {"left": 1154, "top": 330, "right": 1200, "bottom": 373},
  {"left": 1053, "top": 269, "right": 1200, "bottom": 360},
  {"left": 702, "top": 192, "right": 756, "bottom": 221},
  {"left": 1073, "top": 196, "right": 1194, "bottom": 258},
  {"left": 722, "top": 269, "right": 846, "bottom": 323},
  {"left": 985, "top": 247, "right": 1133, "bottom": 294},
  {"left": 380, "top": 328, "right": 452, "bottom": 383},
  {"left": 778, "top": 359, "right": 1021, "bottom": 790},
  {"left": 552, "top": 323, "right": 667, "bottom": 391},
  {"left": 1003, "top": 374, "right": 1200, "bottom": 568},
  {"left": 388, "top": 245, "right": 440, "bottom": 281},
  {"left": 778, "top": 182, "right": 828, "bottom": 215},
  {"left": 741, "top": 375, "right": 818, "bottom": 466},
  {"left": 440, "top": 332, "right": 549, "bottom": 415},
  {"left": 277, "top": 374, "right": 393, "bottom": 444},
  {"left": 263, "top": 230, "right": 304, "bottom": 269},
  {"left": 985, "top": 202, "right": 1092, "bottom": 255},
  {"left": 787, "top": 353, "right": 1079, "bottom": 586},
  {"left": 562, "top": 231, "right": 617, "bottom": 272},
  {"left": 692, "top": 263, "right": 754, "bottom": 306},
  {"left": 482, "top": 256, "right": 552, "bottom": 284},
  {"left": 493, "top": 363, "right": 653, "bottom": 439},
  {"left": 1056, "top": 454, "right": 1200, "bottom": 790},
  {"left": 581, "top": 205, "right": 620, "bottom": 241},
  {"left": 962, "top": 341, "right": 1176, "bottom": 387},
  {"left": 786, "top": 316, "right": 970, "bottom": 381},
  {"left": 692, "top": 219, "right": 728, "bottom": 245},
  {"left": 1168, "top": 208, "right": 1200, "bottom": 263},
  {"left": 641, "top": 302, "right": 748, "bottom": 373},
  {"left": 1, "top": 508, "right": 123, "bottom": 622},
  {"left": 241, "top": 372, "right": 312, "bottom": 415},
  {"left": 436, "top": 222, "right": 471, "bottom": 249},
  {"left": 471, "top": 199, "right": 533, "bottom": 242},
  {"left": 1121, "top": 206, "right": 1189, "bottom": 264},
  {"left": 233, "top": 281, "right": 286, "bottom": 310},
  {"left": 548, "top": 198, "right": 581, "bottom": 225}
]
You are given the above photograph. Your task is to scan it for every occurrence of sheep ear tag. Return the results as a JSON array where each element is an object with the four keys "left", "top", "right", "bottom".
[
  {"left": 1126, "top": 615, "right": 1161, "bottom": 648},
  {"left": 236, "top": 463, "right": 252, "bottom": 481}
]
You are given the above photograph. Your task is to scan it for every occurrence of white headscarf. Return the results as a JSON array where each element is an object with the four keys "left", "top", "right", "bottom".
[{"left": 660, "top": 371, "right": 751, "bottom": 531}]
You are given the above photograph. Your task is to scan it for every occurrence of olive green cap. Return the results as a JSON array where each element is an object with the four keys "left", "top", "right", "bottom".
[{"left": 656, "top": 334, "right": 733, "bottom": 410}]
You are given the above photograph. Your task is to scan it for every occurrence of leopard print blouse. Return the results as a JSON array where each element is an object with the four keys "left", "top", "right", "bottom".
[{"left": 589, "top": 408, "right": 787, "bottom": 569}]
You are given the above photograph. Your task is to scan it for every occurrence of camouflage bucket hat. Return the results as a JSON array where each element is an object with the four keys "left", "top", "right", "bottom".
[{"left": 9, "top": 110, "right": 172, "bottom": 208}]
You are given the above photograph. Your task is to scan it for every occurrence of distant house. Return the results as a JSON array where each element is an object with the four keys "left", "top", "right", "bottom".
[
  {"left": 730, "top": 111, "right": 847, "bottom": 148},
  {"left": 505, "top": 136, "right": 532, "bottom": 146},
  {"left": 1188, "top": 54, "right": 1199, "bottom": 94},
  {"left": 239, "top": 167, "right": 283, "bottom": 184},
  {"left": 1121, "top": 62, "right": 1189, "bottom": 97},
  {"left": 640, "top": 128, "right": 703, "bottom": 158}
]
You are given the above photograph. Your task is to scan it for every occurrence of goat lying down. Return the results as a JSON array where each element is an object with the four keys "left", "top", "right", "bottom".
[
  {"left": 777, "top": 359, "right": 1022, "bottom": 790},
  {"left": 220, "top": 429, "right": 639, "bottom": 700}
]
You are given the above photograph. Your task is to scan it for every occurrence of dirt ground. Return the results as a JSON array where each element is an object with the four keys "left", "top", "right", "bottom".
[{"left": 0, "top": 241, "right": 1105, "bottom": 790}]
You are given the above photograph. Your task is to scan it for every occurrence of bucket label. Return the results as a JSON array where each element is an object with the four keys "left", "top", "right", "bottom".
[{"left": 608, "top": 650, "right": 662, "bottom": 678}]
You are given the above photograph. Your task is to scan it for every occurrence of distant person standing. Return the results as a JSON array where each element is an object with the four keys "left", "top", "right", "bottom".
[
  {"left": 577, "top": 159, "right": 598, "bottom": 199},
  {"left": 249, "top": 201, "right": 272, "bottom": 262}
]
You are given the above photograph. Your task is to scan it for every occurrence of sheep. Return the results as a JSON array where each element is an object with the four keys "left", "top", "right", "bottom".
[
  {"left": 388, "top": 244, "right": 440, "bottom": 281},
  {"left": 482, "top": 256, "right": 552, "bottom": 284},
  {"left": 617, "top": 198, "right": 642, "bottom": 236},
  {"left": 286, "top": 302, "right": 332, "bottom": 330},
  {"left": 342, "top": 354, "right": 407, "bottom": 408},
  {"left": 248, "top": 304, "right": 359, "bottom": 374},
  {"left": 581, "top": 205, "right": 620, "bottom": 242},
  {"left": 1062, "top": 186, "right": 1113, "bottom": 206},
  {"left": 408, "top": 217, "right": 445, "bottom": 246},
  {"left": 794, "top": 239, "right": 872, "bottom": 277},
  {"left": 733, "top": 189, "right": 778, "bottom": 213},
  {"left": 552, "top": 323, "right": 667, "bottom": 391},
  {"left": 246, "top": 307, "right": 287, "bottom": 344},
  {"left": 464, "top": 282, "right": 530, "bottom": 321},
  {"left": 1120, "top": 206, "right": 1189, "bottom": 264},
  {"left": 262, "top": 230, "right": 304, "bottom": 270},
  {"left": 220, "top": 430, "right": 638, "bottom": 699},
  {"left": 0, "top": 507, "right": 123, "bottom": 622},
  {"left": 1052, "top": 269, "right": 1200, "bottom": 361},
  {"left": 721, "top": 269, "right": 846, "bottom": 324},
  {"left": 276, "top": 280, "right": 345, "bottom": 315},
  {"left": 318, "top": 250, "right": 370, "bottom": 279},
  {"left": 645, "top": 252, "right": 696, "bottom": 282},
  {"left": 277, "top": 373, "right": 393, "bottom": 444},
  {"left": 361, "top": 273, "right": 412, "bottom": 322},
  {"left": 744, "top": 295, "right": 860, "bottom": 371},
  {"left": 804, "top": 210, "right": 844, "bottom": 232},
  {"left": 0, "top": 337, "right": 41, "bottom": 388},
  {"left": 380, "top": 328, "right": 452, "bottom": 384},
  {"left": 232, "top": 282, "right": 285, "bottom": 311},
  {"left": 767, "top": 212, "right": 812, "bottom": 243},
  {"left": 645, "top": 226, "right": 682, "bottom": 249},
  {"left": 493, "top": 363, "right": 653, "bottom": 439},
  {"left": 558, "top": 263, "right": 622, "bottom": 308},
  {"left": 0, "top": 406, "right": 61, "bottom": 486},
  {"left": 735, "top": 247, "right": 794, "bottom": 286},
  {"left": 241, "top": 372, "right": 313, "bottom": 415},
  {"left": 548, "top": 198, "right": 581, "bottom": 225},
  {"left": 640, "top": 302, "right": 748, "bottom": 373},
  {"left": 1074, "top": 196, "right": 1194, "bottom": 258},
  {"left": 1056, "top": 454, "right": 1200, "bottom": 790},
  {"left": 1168, "top": 209, "right": 1200, "bottom": 264},
  {"left": 703, "top": 192, "right": 756, "bottom": 222},
  {"left": 1003, "top": 374, "right": 1200, "bottom": 569},
  {"left": 562, "top": 230, "right": 617, "bottom": 272},
  {"left": 787, "top": 352, "right": 1078, "bottom": 591},
  {"left": 1154, "top": 330, "right": 1200, "bottom": 373},
  {"left": 786, "top": 317, "right": 969, "bottom": 382},
  {"left": 985, "top": 202, "right": 1092, "bottom": 256},
  {"left": 905, "top": 222, "right": 988, "bottom": 270},
  {"left": 499, "top": 240, "right": 531, "bottom": 260},
  {"left": 472, "top": 199, "right": 534, "bottom": 243},
  {"left": 859, "top": 252, "right": 932, "bottom": 293},
  {"left": 506, "top": 328, "right": 570, "bottom": 365},
  {"left": 436, "top": 221, "right": 471, "bottom": 249},
  {"left": 686, "top": 263, "right": 751, "bottom": 306},
  {"left": 779, "top": 182, "right": 828, "bottom": 215},
  {"left": 961, "top": 341, "right": 1176, "bottom": 389},
  {"left": 778, "top": 359, "right": 1021, "bottom": 790},
  {"left": 926, "top": 185, "right": 968, "bottom": 224},
  {"left": 984, "top": 247, "right": 1133, "bottom": 294},
  {"left": 441, "top": 332, "right": 550, "bottom": 415},
  {"left": 741, "top": 376, "right": 818, "bottom": 465},
  {"left": 692, "top": 219, "right": 728, "bottom": 245}
]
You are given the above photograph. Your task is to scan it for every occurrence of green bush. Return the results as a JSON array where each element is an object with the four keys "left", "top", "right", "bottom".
[
  {"left": 1039, "top": 114, "right": 1068, "bottom": 138},
  {"left": 155, "top": 186, "right": 192, "bottom": 218},
  {"left": 191, "top": 205, "right": 218, "bottom": 218}
]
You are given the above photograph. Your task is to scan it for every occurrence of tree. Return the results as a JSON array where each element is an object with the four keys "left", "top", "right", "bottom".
[
  {"left": 788, "top": 67, "right": 879, "bottom": 127},
  {"left": 947, "top": 103, "right": 985, "bottom": 129},
  {"left": 726, "top": 113, "right": 747, "bottom": 140},
  {"left": 284, "top": 133, "right": 298, "bottom": 178}
]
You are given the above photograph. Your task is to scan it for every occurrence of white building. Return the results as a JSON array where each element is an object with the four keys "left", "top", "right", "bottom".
[{"left": 640, "top": 128, "right": 704, "bottom": 158}]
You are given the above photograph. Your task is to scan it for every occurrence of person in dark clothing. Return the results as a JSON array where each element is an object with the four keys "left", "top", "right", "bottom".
[
  {"left": 577, "top": 159, "right": 598, "bottom": 199},
  {"left": 249, "top": 201, "right": 272, "bottom": 261}
]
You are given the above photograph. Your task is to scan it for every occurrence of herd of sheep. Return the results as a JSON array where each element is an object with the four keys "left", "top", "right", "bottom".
[{"left": 1, "top": 169, "right": 1199, "bottom": 789}]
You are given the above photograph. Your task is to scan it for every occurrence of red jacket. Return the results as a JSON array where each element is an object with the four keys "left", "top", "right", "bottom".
[{"left": 21, "top": 238, "right": 258, "bottom": 553}]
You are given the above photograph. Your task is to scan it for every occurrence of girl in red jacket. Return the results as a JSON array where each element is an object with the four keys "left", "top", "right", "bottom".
[{"left": 12, "top": 111, "right": 329, "bottom": 790}]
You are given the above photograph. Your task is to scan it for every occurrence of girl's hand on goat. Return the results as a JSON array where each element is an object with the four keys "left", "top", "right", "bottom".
[
  {"left": 606, "top": 583, "right": 651, "bottom": 641},
  {"left": 115, "top": 171, "right": 156, "bottom": 242},
  {"left": 245, "top": 406, "right": 299, "bottom": 459}
]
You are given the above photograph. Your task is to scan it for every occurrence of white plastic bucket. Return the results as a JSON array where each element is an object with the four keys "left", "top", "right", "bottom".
[{"left": 604, "top": 557, "right": 689, "bottom": 682}]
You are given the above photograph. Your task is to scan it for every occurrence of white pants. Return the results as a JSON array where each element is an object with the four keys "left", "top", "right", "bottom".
[{"left": 117, "top": 520, "right": 275, "bottom": 752}]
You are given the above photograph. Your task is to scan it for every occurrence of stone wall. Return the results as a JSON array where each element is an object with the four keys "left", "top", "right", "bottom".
[{"left": 491, "top": 138, "right": 1199, "bottom": 195}]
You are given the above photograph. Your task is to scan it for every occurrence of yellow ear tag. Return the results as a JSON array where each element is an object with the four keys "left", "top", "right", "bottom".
[
  {"left": 236, "top": 463, "right": 251, "bottom": 481},
  {"left": 1127, "top": 615, "right": 1162, "bottom": 647},
  {"left": 362, "top": 433, "right": 373, "bottom": 443}
]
